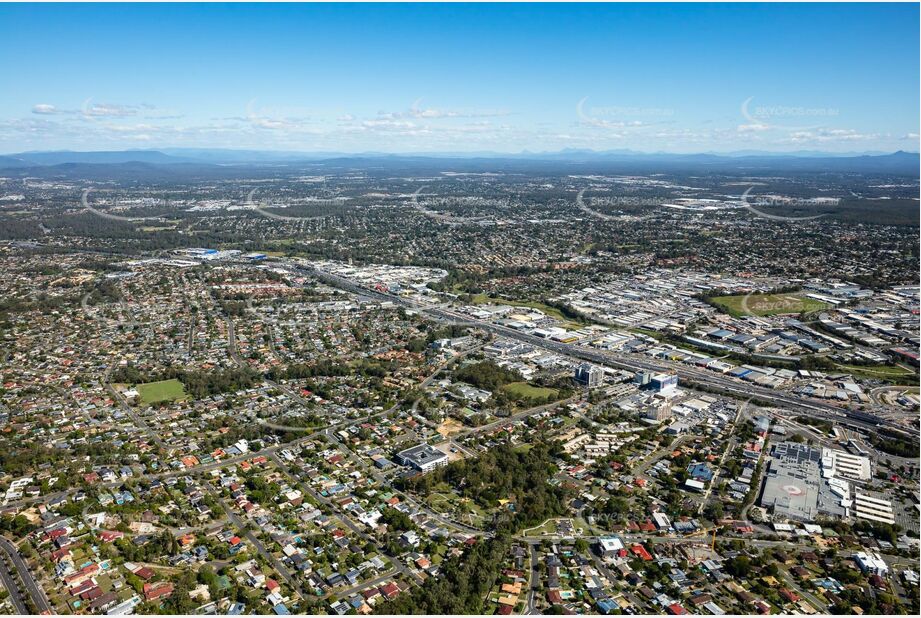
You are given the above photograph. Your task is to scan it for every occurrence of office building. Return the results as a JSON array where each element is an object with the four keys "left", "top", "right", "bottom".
[
  {"left": 575, "top": 363, "right": 604, "bottom": 388},
  {"left": 854, "top": 551, "right": 889, "bottom": 577},
  {"left": 397, "top": 444, "right": 449, "bottom": 473},
  {"left": 651, "top": 373, "right": 678, "bottom": 394}
]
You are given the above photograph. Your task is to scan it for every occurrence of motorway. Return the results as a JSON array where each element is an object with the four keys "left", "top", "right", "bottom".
[{"left": 303, "top": 264, "right": 917, "bottom": 441}]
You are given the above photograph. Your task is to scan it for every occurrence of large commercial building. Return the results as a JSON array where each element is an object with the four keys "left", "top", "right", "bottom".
[
  {"left": 651, "top": 373, "right": 678, "bottom": 394},
  {"left": 633, "top": 371, "right": 679, "bottom": 394},
  {"left": 397, "top": 444, "right": 449, "bottom": 473},
  {"left": 821, "top": 448, "right": 872, "bottom": 481},
  {"left": 645, "top": 400, "right": 673, "bottom": 422},
  {"left": 759, "top": 442, "right": 847, "bottom": 522},
  {"left": 575, "top": 363, "right": 604, "bottom": 388}
]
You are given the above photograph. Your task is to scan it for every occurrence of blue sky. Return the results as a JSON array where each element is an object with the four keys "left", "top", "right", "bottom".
[{"left": 0, "top": 2, "right": 918, "bottom": 154}]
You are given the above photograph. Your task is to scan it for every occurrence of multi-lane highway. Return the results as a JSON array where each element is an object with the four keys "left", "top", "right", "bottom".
[{"left": 303, "top": 264, "right": 917, "bottom": 440}]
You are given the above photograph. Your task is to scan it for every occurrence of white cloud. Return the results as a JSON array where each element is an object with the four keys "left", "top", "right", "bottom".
[
  {"left": 32, "top": 104, "right": 65, "bottom": 115},
  {"left": 368, "top": 99, "right": 510, "bottom": 121},
  {"left": 786, "top": 128, "right": 878, "bottom": 143},
  {"left": 737, "top": 123, "right": 771, "bottom": 133},
  {"left": 83, "top": 102, "right": 140, "bottom": 117},
  {"left": 361, "top": 119, "right": 416, "bottom": 129},
  {"left": 4, "top": 98, "right": 915, "bottom": 154}
]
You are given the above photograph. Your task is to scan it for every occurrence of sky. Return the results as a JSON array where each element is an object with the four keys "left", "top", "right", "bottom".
[{"left": 0, "top": 2, "right": 918, "bottom": 155}]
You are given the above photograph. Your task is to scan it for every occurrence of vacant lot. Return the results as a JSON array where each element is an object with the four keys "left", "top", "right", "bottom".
[
  {"left": 436, "top": 418, "right": 465, "bottom": 438},
  {"left": 501, "top": 381, "right": 559, "bottom": 402},
  {"left": 136, "top": 378, "right": 187, "bottom": 405},
  {"left": 711, "top": 293, "right": 827, "bottom": 316}
]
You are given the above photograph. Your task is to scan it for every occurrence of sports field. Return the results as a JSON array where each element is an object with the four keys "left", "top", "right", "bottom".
[
  {"left": 136, "top": 379, "right": 187, "bottom": 405},
  {"left": 711, "top": 293, "right": 827, "bottom": 316}
]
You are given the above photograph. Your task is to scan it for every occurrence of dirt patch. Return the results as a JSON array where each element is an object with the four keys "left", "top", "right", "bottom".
[{"left": 436, "top": 417, "right": 465, "bottom": 438}]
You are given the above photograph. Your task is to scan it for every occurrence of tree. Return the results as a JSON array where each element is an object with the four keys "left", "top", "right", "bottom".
[{"left": 725, "top": 555, "right": 752, "bottom": 578}]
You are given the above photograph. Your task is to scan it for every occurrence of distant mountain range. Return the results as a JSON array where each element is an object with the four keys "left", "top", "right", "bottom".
[{"left": 0, "top": 148, "right": 918, "bottom": 175}]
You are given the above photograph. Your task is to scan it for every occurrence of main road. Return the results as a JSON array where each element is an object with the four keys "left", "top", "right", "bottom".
[
  {"left": 0, "top": 536, "right": 51, "bottom": 614},
  {"left": 0, "top": 551, "right": 28, "bottom": 614}
]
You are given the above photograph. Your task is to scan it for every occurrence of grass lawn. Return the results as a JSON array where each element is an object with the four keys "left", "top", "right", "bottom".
[
  {"left": 427, "top": 492, "right": 456, "bottom": 514},
  {"left": 573, "top": 517, "right": 593, "bottom": 534},
  {"left": 501, "top": 381, "right": 559, "bottom": 401},
  {"left": 710, "top": 293, "right": 828, "bottom": 316},
  {"left": 836, "top": 363, "right": 919, "bottom": 384},
  {"left": 136, "top": 378, "right": 187, "bottom": 405},
  {"left": 520, "top": 518, "right": 565, "bottom": 537},
  {"left": 630, "top": 327, "right": 666, "bottom": 340}
]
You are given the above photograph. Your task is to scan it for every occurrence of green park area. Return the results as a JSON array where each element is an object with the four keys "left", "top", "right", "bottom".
[{"left": 136, "top": 378, "right": 187, "bottom": 405}]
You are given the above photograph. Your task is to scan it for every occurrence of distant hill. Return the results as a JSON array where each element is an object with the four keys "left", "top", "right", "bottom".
[
  {"left": 6, "top": 150, "right": 195, "bottom": 166},
  {"left": 0, "top": 154, "right": 31, "bottom": 168},
  {"left": 0, "top": 148, "right": 917, "bottom": 176}
]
